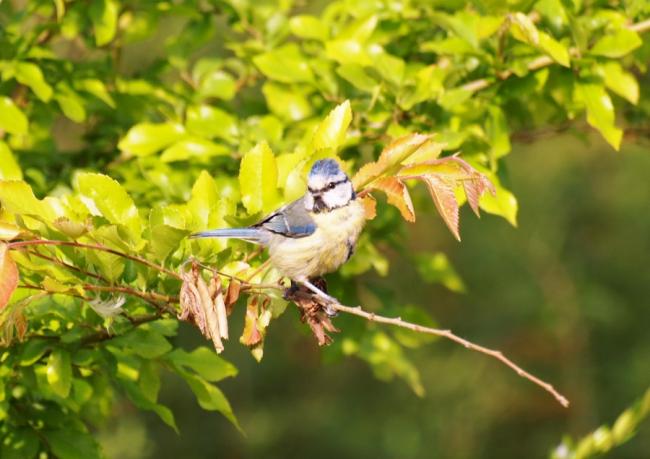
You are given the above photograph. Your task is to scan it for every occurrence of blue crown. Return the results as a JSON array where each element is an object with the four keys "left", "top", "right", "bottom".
[{"left": 309, "top": 159, "right": 341, "bottom": 177}]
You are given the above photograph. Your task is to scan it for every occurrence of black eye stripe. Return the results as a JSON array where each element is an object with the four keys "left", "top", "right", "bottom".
[{"left": 308, "top": 179, "right": 348, "bottom": 194}]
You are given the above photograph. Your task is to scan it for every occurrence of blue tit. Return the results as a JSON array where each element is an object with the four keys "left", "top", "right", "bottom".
[{"left": 190, "top": 159, "right": 366, "bottom": 307}]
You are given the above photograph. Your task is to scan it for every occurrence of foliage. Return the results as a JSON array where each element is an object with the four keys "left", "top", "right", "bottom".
[{"left": 0, "top": 0, "right": 649, "bottom": 457}]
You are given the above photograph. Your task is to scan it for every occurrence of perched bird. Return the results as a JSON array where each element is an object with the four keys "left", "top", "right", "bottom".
[{"left": 190, "top": 159, "right": 366, "bottom": 311}]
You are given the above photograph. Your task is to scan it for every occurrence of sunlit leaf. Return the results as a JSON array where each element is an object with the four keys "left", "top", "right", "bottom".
[
  {"left": 239, "top": 141, "right": 280, "bottom": 215},
  {"left": 253, "top": 44, "right": 315, "bottom": 84},
  {"left": 118, "top": 122, "right": 186, "bottom": 157},
  {"left": 590, "top": 28, "right": 642, "bottom": 58},
  {"left": 46, "top": 349, "right": 72, "bottom": 398},
  {"left": 15, "top": 62, "right": 53, "bottom": 101},
  {"left": 89, "top": 0, "right": 119, "bottom": 46},
  {"left": 0, "top": 98, "right": 28, "bottom": 135},
  {"left": 576, "top": 82, "right": 622, "bottom": 150},
  {"left": 311, "top": 100, "right": 352, "bottom": 151},
  {"left": 0, "top": 142, "right": 23, "bottom": 180}
]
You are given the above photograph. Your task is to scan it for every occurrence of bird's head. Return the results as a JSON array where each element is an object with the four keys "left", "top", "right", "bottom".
[{"left": 304, "top": 159, "right": 355, "bottom": 213}]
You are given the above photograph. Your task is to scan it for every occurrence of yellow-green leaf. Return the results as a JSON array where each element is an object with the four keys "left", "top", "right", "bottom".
[
  {"left": 576, "top": 82, "right": 623, "bottom": 150},
  {"left": 15, "top": 62, "right": 53, "bottom": 102},
  {"left": 46, "top": 349, "right": 72, "bottom": 398},
  {"left": 239, "top": 141, "right": 280, "bottom": 215},
  {"left": 0, "top": 98, "right": 28, "bottom": 135},
  {"left": 118, "top": 122, "right": 186, "bottom": 157},
  {"left": 253, "top": 44, "right": 314, "bottom": 84},
  {"left": 590, "top": 28, "right": 642, "bottom": 58},
  {"left": 75, "top": 172, "right": 142, "bottom": 240},
  {"left": 89, "top": 0, "right": 119, "bottom": 46},
  {"left": 0, "top": 142, "right": 23, "bottom": 180},
  {"left": 310, "top": 100, "right": 352, "bottom": 151},
  {"left": 600, "top": 61, "right": 639, "bottom": 105},
  {"left": 289, "top": 15, "right": 328, "bottom": 41}
]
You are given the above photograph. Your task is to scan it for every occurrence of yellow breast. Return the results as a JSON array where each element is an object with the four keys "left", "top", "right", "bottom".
[{"left": 267, "top": 200, "right": 366, "bottom": 280}]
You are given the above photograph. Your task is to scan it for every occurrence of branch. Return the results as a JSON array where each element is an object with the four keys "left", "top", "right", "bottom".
[
  {"left": 8, "top": 239, "right": 180, "bottom": 279},
  {"left": 331, "top": 302, "right": 569, "bottom": 407},
  {"left": 460, "top": 18, "right": 650, "bottom": 94}
]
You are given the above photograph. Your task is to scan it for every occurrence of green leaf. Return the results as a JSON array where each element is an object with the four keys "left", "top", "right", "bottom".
[
  {"left": 75, "top": 78, "right": 115, "bottom": 107},
  {"left": 44, "top": 428, "right": 102, "bottom": 459},
  {"left": 177, "top": 369, "right": 240, "bottom": 430},
  {"left": 538, "top": 32, "right": 570, "bottom": 67},
  {"left": 239, "top": 141, "right": 280, "bottom": 215},
  {"left": 160, "top": 138, "right": 229, "bottom": 163},
  {"left": 46, "top": 349, "right": 72, "bottom": 398},
  {"left": 336, "top": 64, "right": 378, "bottom": 92},
  {"left": 19, "top": 339, "right": 50, "bottom": 366},
  {"left": 138, "top": 360, "right": 161, "bottom": 403},
  {"left": 486, "top": 106, "right": 511, "bottom": 159},
  {"left": 111, "top": 328, "right": 172, "bottom": 359},
  {"left": 262, "top": 83, "right": 313, "bottom": 121},
  {"left": 120, "top": 378, "right": 178, "bottom": 432},
  {"left": 89, "top": 0, "right": 119, "bottom": 46},
  {"left": 310, "top": 100, "right": 352, "bottom": 151},
  {"left": 0, "top": 142, "right": 23, "bottom": 180},
  {"left": 118, "top": 122, "right": 186, "bottom": 157},
  {"left": 253, "top": 44, "right": 314, "bottom": 84},
  {"left": 75, "top": 172, "right": 142, "bottom": 240},
  {"left": 576, "top": 82, "right": 623, "bottom": 150},
  {"left": 14, "top": 62, "right": 53, "bottom": 102},
  {"left": 0, "top": 97, "right": 28, "bottom": 135},
  {"left": 198, "top": 69, "right": 236, "bottom": 100},
  {"left": 479, "top": 174, "right": 518, "bottom": 226},
  {"left": 55, "top": 85, "right": 86, "bottom": 123},
  {"left": 600, "top": 61, "right": 639, "bottom": 105},
  {"left": 1, "top": 428, "right": 40, "bottom": 459},
  {"left": 289, "top": 15, "right": 328, "bottom": 41},
  {"left": 186, "top": 105, "right": 238, "bottom": 141},
  {"left": 165, "top": 347, "right": 238, "bottom": 382},
  {"left": 0, "top": 180, "right": 57, "bottom": 221},
  {"left": 415, "top": 252, "right": 465, "bottom": 293},
  {"left": 590, "top": 28, "right": 642, "bottom": 58},
  {"left": 149, "top": 224, "right": 187, "bottom": 261}
]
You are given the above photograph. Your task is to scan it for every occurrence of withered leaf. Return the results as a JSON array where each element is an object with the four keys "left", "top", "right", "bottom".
[
  {"left": 0, "top": 243, "right": 19, "bottom": 309},
  {"left": 370, "top": 177, "right": 415, "bottom": 222},
  {"left": 422, "top": 176, "right": 460, "bottom": 241},
  {"left": 359, "top": 194, "right": 377, "bottom": 220}
]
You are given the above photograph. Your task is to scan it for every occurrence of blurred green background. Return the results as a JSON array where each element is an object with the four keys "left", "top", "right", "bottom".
[{"left": 98, "top": 135, "right": 650, "bottom": 458}]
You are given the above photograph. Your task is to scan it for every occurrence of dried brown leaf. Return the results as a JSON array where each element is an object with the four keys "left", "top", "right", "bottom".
[
  {"left": 422, "top": 176, "right": 461, "bottom": 241},
  {"left": 240, "top": 296, "right": 262, "bottom": 347},
  {"left": 196, "top": 273, "right": 223, "bottom": 353},
  {"left": 359, "top": 194, "right": 377, "bottom": 220},
  {"left": 370, "top": 177, "right": 415, "bottom": 222},
  {"left": 224, "top": 279, "right": 241, "bottom": 314},
  {"left": 352, "top": 133, "right": 431, "bottom": 190},
  {"left": 210, "top": 275, "right": 229, "bottom": 340},
  {"left": 284, "top": 284, "right": 339, "bottom": 346},
  {"left": 0, "top": 243, "right": 19, "bottom": 309}
]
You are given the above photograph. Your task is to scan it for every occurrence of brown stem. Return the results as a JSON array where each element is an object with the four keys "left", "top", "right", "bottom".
[
  {"left": 25, "top": 249, "right": 107, "bottom": 282},
  {"left": 8, "top": 239, "right": 180, "bottom": 279},
  {"left": 331, "top": 302, "right": 569, "bottom": 408},
  {"left": 460, "top": 18, "right": 650, "bottom": 94}
]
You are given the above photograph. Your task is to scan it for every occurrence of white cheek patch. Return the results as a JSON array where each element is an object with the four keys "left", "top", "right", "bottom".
[{"left": 322, "top": 182, "right": 353, "bottom": 208}]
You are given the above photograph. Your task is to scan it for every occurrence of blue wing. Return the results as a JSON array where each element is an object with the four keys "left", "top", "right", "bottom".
[{"left": 254, "top": 197, "right": 316, "bottom": 238}]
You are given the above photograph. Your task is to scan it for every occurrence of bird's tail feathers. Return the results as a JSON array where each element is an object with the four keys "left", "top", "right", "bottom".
[{"left": 189, "top": 228, "right": 264, "bottom": 243}]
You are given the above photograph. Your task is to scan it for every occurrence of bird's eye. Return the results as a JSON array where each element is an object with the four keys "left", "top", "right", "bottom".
[{"left": 327, "top": 182, "right": 336, "bottom": 190}]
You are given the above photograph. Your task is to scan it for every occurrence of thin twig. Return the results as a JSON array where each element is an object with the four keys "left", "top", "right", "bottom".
[
  {"left": 8, "top": 239, "right": 180, "bottom": 279},
  {"left": 460, "top": 18, "right": 650, "bottom": 94},
  {"left": 25, "top": 249, "right": 107, "bottom": 282},
  {"left": 331, "top": 302, "right": 570, "bottom": 408}
]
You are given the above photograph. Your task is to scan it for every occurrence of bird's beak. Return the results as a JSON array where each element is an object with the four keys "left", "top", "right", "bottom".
[{"left": 313, "top": 195, "right": 327, "bottom": 213}]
